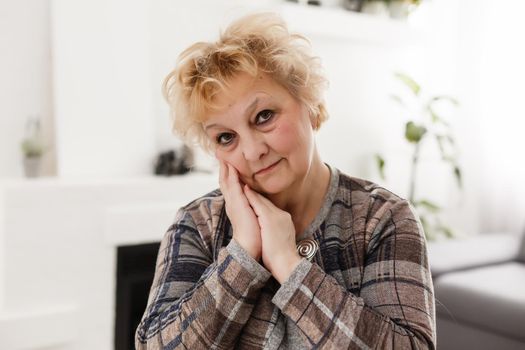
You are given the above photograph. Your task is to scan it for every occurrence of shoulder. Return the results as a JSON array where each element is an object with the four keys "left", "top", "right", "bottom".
[
  {"left": 336, "top": 170, "right": 406, "bottom": 205},
  {"left": 335, "top": 170, "right": 416, "bottom": 224},
  {"left": 176, "top": 188, "right": 225, "bottom": 228},
  {"left": 170, "top": 188, "right": 226, "bottom": 250},
  {"left": 334, "top": 170, "right": 423, "bottom": 249}
]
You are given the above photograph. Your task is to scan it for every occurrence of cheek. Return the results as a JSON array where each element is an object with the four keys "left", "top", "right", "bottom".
[
  {"left": 215, "top": 149, "right": 251, "bottom": 182},
  {"left": 272, "top": 120, "right": 309, "bottom": 153},
  {"left": 215, "top": 150, "right": 239, "bottom": 169}
]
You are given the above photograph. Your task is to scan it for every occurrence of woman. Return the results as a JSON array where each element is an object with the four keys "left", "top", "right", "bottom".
[{"left": 136, "top": 12, "right": 436, "bottom": 349}]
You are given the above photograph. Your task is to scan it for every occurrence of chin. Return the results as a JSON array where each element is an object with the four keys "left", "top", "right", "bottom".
[{"left": 252, "top": 177, "right": 292, "bottom": 196}]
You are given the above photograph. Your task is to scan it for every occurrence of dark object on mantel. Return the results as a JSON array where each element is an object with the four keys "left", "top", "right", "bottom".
[
  {"left": 154, "top": 145, "right": 194, "bottom": 176},
  {"left": 343, "top": 0, "right": 364, "bottom": 12}
]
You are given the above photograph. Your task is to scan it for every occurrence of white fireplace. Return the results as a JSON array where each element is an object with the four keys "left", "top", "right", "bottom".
[{"left": 0, "top": 173, "right": 217, "bottom": 349}]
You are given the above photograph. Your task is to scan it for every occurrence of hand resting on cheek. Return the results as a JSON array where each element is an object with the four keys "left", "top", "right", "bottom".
[
  {"left": 218, "top": 160, "right": 262, "bottom": 261},
  {"left": 219, "top": 161, "right": 302, "bottom": 283}
]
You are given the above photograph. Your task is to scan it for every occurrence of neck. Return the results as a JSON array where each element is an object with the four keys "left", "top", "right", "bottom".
[{"left": 267, "top": 153, "right": 330, "bottom": 237}]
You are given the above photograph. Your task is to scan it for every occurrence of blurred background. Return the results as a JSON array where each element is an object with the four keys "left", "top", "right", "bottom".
[{"left": 0, "top": 0, "right": 524, "bottom": 349}]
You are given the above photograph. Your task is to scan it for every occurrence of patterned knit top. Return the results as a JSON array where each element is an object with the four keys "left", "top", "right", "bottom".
[{"left": 135, "top": 164, "right": 436, "bottom": 349}]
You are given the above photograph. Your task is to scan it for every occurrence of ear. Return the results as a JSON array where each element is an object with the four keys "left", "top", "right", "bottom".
[
  {"left": 308, "top": 110, "right": 321, "bottom": 130},
  {"left": 301, "top": 103, "right": 316, "bottom": 130},
  {"left": 309, "top": 114, "right": 318, "bottom": 129},
  {"left": 311, "top": 103, "right": 326, "bottom": 130}
]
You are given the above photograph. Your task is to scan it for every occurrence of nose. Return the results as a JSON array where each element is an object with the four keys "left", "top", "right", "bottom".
[{"left": 241, "top": 132, "right": 268, "bottom": 161}]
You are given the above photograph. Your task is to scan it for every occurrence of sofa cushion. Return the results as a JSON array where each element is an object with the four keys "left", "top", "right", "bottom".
[
  {"left": 428, "top": 233, "right": 521, "bottom": 278},
  {"left": 517, "top": 232, "right": 525, "bottom": 263},
  {"left": 434, "top": 262, "right": 525, "bottom": 341}
]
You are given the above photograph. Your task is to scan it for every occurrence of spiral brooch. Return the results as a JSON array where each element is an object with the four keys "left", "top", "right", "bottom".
[{"left": 296, "top": 238, "right": 319, "bottom": 261}]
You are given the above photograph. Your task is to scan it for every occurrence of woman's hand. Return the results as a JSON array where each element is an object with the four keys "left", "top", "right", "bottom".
[
  {"left": 243, "top": 185, "right": 302, "bottom": 284},
  {"left": 219, "top": 160, "right": 262, "bottom": 261}
]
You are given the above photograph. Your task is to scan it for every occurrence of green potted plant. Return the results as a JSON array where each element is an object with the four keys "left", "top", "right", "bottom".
[
  {"left": 361, "top": 0, "right": 390, "bottom": 16},
  {"left": 376, "top": 72, "right": 462, "bottom": 241},
  {"left": 20, "top": 117, "right": 45, "bottom": 178},
  {"left": 387, "top": 0, "right": 422, "bottom": 19}
]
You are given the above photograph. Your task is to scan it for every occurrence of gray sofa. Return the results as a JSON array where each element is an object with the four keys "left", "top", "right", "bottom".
[{"left": 428, "top": 232, "right": 525, "bottom": 350}]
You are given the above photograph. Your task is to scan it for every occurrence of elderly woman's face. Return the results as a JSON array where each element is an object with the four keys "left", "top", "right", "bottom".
[{"left": 203, "top": 73, "right": 316, "bottom": 195}]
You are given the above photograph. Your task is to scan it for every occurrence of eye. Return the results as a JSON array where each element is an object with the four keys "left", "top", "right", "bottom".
[
  {"left": 255, "top": 109, "right": 274, "bottom": 125},
  {"left": 216, "top": 132, "right": 235, "bottom": 146}
]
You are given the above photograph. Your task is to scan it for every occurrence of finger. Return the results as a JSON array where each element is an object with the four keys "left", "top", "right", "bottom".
[
  {"left": 245, "top": 185, "right": 276, "bottom": 209},
  {"left": 227, "top": 164, "right": 248, "bottom": 190},
  {"left": 219, "top": 161, "right": 233, "bottom": 203},
  {"left": 243, "top": 185, "right": 269, "bottom": 217},
  {"left": 227, "top": 163, "right": 239, "bottom": 182},
  {"left": 227, "top": 163, "right": 243, "bottom": 194},
  {"left": 254, "top": 191, "right": 276, "bottom": 209},
  {"left": 218, "top": 159, "right": 224, "bottom": 186},
  {"left": 218, "top": 160, "right": 227, "bottom": 194}
]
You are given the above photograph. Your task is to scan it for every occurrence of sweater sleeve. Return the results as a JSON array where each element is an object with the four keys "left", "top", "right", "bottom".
[
  {"left": 272, "top": 200, "right": 436, "bottom": 349},
  {"left": 135, "top": 209, "right": 271, "bottom": 350}
]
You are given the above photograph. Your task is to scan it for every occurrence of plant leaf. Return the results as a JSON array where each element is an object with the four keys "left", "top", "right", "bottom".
[
  {"left": 431, "top": 95, "right": 460, "bottom": 106},
  {"left": 428, "top": 107, "right": 450, "bottom": 127},
  {"left": 390, "top": 94, "right": 406, "bottom": 109},
  {"left": 395, "top": 72, "right": 420, "bottom": 96},
  {"left": 375, "top": 154, "right": 386, "bottom": 180},
  {"left": 419, "top": 215, "right": 435, "bottom": 241},
  {"left": 405, "top": 121, "right": 427, "bottom": 143},
  {"left": 438, "top": 225, "right": 455, "bottom": 238},
  {"left": 454, "top": 165, "right": 463, "bottom": 189},
  {"left": 435, "top": 135, "right": 446, "bottom": 158},
  {"left": 442, "top": 155, "right": 455, "bottom": 163},
  {"left": 416, "top": 199, "right": 441, "bottom": 213}
]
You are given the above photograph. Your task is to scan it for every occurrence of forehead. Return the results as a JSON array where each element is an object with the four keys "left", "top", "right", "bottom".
[
  {"left": 219, "top": 73, "right": 282, "bottom": 105},
  {"left": 203, "top": 73, "right": 287, "bottom": 123}
]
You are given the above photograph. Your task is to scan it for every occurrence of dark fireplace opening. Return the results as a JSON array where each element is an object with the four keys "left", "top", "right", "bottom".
[{"left": 115, "top": 242, "right": 160, "bottom": 350}]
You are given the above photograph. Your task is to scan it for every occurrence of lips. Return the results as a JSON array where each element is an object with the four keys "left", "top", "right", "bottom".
[{"left": 255, "top": 159, "right": 282, "bottom": 175}]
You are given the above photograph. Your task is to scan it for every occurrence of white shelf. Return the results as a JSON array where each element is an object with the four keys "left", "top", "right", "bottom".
[
  {"left": 105, "top": 201, "right": 188, "bottom": 246},
  {"left": 0, "top": 305, "right": 78, "bottom": 349},
  {"left": 278, "top": 3, "right": 424, "bottom": 46}
]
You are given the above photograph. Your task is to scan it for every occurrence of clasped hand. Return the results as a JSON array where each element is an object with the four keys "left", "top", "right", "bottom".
[{"left": 219, "top": 160, "right": 302, "bottom": 284}]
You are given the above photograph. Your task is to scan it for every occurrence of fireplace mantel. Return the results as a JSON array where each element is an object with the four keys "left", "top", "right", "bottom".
[{"left": 0, "top": 172, "right": 217, "bottom": 349}]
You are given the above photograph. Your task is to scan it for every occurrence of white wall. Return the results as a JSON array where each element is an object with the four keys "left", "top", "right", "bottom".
[
  {"left": 0, "top": 186, "right": 4, "bottom": 309},
  {"left": 51, "top": 0, "right": 156, "bottom": 178},
  {"left": 0, "top": 0, "right": 56, "bottom": 178},
  {"left": 476, "top": 0, "right": 525, "bottom": 233},
  {"left": 411, "top": 0, "right": 483, "bottom": 238}
]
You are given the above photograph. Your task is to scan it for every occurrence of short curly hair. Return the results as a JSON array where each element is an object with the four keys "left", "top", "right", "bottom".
[{"left": 162, "top": 12, "right": 329, "bottom": 152}]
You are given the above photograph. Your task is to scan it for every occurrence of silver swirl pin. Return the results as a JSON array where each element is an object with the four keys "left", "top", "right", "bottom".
[{"left": 296, "top": 238, "right": 319, "bottom": 261}]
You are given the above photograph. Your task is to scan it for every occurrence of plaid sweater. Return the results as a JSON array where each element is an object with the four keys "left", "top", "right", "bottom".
[{"left": 135, "top": 165, "right": 436, "bottom": 349}]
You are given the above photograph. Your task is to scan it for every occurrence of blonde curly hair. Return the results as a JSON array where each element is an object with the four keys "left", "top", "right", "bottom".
[{"left": 162, "top": 12, "right": 329, "bottom": 152}]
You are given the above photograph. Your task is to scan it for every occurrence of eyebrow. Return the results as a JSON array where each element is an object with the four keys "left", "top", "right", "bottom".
[{"left": 204, "top": 97, "right": 259, "bottom": 131}]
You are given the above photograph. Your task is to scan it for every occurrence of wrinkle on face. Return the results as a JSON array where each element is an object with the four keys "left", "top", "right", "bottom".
[{"left": 203, "top": 72, "right": 316, "bottom": 196}]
